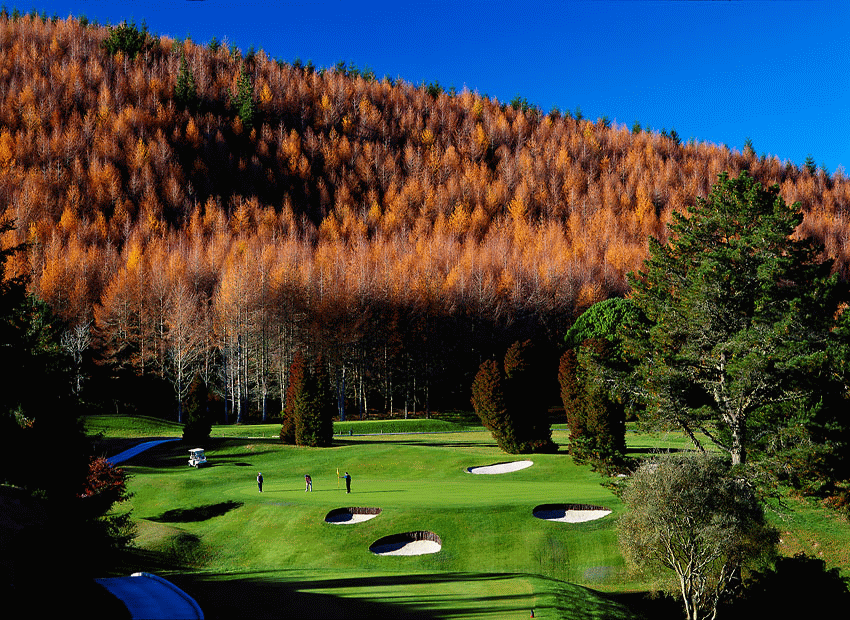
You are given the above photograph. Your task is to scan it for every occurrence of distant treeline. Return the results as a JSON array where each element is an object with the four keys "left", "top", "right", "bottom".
[{"left": 1, "top": 14, "right": 849, "bottom": 420}]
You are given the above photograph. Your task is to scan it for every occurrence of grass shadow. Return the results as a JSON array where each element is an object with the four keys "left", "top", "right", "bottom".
[
  {"left": 118, "top": 438, "right": 283, "bottom": 470},
  {"left": 331, "top": 437, "right": 490, "bottom": 449},
  {"left": 149, "top": 500, "right": 244, "bottom": 523},
  {"left": 606, "top": 591, "right": 681, "bottom": 619},
  {"left": 166, "top": 571, "right": 551, "bottom": 620},
  {"left": 167, "top": 571, "right": 437, "bottom": 619},
  {"left": 164, "top": 570, "right": 645, "bottom": 619}
]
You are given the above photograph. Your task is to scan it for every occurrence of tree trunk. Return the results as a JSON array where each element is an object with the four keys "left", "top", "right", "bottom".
[{"left": 729, "top": 414, "right": 746, "bottom": 466}]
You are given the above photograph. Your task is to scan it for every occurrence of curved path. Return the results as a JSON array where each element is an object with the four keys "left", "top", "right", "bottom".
[
  {"left": 106, "top": 438, "right": 181, "bottom": 465},
  {"left": 96, "top": 572, "right": 204, "bottom": 619},
  {"left": 102, "top": 443, "right": 202, "bottom": 618}
]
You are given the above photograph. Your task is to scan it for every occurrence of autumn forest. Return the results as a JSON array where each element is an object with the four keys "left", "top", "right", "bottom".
[{"left": 3, "top": 14, "right": 850, "bottom": 422}]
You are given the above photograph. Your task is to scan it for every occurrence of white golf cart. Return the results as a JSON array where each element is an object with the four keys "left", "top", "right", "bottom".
[{"left": 188, "top": 448, "right": 207, "bottom": 468}]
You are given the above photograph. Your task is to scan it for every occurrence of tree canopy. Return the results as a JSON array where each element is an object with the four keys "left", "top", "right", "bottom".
[
  {"left": 622, "top": 171, "right": 845, "bottom": 466},
  {"left": 563, "top": 297, "right": 639, "bottom": 350}
]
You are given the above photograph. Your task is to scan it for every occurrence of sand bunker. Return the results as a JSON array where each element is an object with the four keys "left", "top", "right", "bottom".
[
  {"left": 532, "top": 503, "right": 611, "bottom": 523},
  {"left": 370, "top": 531, "right": 442, "bottom": 556},
  {"left": 325, "top": 507, "right": 381, "bottom": 524},
  {"left": 466, "top": 460, "right": 533, "bottom": 474}
]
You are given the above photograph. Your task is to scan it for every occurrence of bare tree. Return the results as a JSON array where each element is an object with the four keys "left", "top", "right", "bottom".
[
  {"left": 61, "top": 320, "right": 92, "bottom": 397},
  {"left": 165, "top": 281, "right": 204, "bottom": 422}
]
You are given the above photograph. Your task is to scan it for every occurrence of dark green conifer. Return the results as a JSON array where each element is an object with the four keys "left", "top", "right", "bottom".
[
  {"left": 182, "top": 374, "right": 211, "bottom": 444},
  {"left": 231, "top": 64, "right": 257, "bottom": 132},
  {"left": 280, "top": 352, "right": 305, "bottom": 444},
  {"left": 175, "top": 51, "right": 198, "bottom": 111}
]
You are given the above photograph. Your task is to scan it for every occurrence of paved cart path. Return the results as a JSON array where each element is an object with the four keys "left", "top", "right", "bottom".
[
  {"left": 96, "top": 573, "right": 203, "bottom": 620},
  {"left": 106, "top": 438, "right": 181, "bottom": 465}
]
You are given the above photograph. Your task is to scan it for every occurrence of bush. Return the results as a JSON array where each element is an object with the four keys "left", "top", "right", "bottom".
[{"left": 619, "top": 454, "right": 777, "bottom": 620}]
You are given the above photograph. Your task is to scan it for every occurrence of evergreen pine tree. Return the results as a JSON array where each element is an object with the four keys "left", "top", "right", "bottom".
[
  {"left": 504, "top": 340, "right": 556, "bottom": 453},
  {"left": 174, "top": 51, "right": 198, "bottom": 111},
  {"left": 310, "top": 354, "right": 335, "bottom": 447},
  {"left": 471, "top": 359, "right": 515, "bottom": 452},
  {"left": 559, "top": 349, "right": 587, "bottom": 452},
  {"left": 804, "top": 154, "right": 817, "bottom": 175},
  {"left": 624, "top": 171, "right": 842, "bottom": 466},
  {"left": 472, "top": 341, "right": 556, "bottom": 454},
  {"left": 182, "top": 374, "right": 211, "bottom": 444},
  {"left": 280, "top": 352, "right": 306, "bottom": 444},
  {"left": 231, "top": 64, "right": 257, "bottom": 132},
  {"left": 101, "top": 21, "right": 150, "bottom": 59},
  {"left": 294, "top": 372, "right": 321, "bottom": 447}
]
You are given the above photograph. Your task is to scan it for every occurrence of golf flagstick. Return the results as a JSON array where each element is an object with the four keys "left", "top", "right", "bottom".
[{"left": 336, "top": 467, "right": 340, "bottom": 489}]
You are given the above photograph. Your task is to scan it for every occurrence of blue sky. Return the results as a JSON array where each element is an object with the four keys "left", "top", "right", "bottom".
[{"left": 40, "top": 1, "right": 849, "bottom": 173}]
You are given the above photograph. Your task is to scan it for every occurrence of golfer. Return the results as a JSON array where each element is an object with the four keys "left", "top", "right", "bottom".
[
  {"left": 343, "top": 471, "right": 351, "bottom": 494},
  {"left": 257, "top": 472, "right": 263, "bottom": 493},
  {"left": 305, "top": 474, "right": 312, "bottom": 492}
]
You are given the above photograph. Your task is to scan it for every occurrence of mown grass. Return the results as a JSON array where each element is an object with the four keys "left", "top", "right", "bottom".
[
  {"left": 94, "top": 417, "right": 639, "bottom": 618},
  {"left": 84, "top": 415, "right": 478, "bottom": 441},
  {"left": 85, "top": 414, "right": 183, "bottom": 438},
  {"left": 91, "top": 415, "right": 850, "bottom": 618}
]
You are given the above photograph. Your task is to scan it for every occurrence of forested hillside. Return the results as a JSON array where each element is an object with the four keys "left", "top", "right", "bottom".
[{"left": 2, "top": 14, "right": 849, "bottom": 420}]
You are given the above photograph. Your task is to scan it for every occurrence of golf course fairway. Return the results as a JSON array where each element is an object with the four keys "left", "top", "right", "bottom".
[{"left": 98, "top": 421, "right": 640, "bottom": 619}]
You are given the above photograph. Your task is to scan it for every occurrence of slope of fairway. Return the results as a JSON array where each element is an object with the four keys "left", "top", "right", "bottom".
[{"left": 108, "top": 427, "right": 638, "bottom": 619}]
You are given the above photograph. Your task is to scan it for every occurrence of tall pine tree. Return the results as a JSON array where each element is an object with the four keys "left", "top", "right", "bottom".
[
  {"left": 174, "top": 51, "right": 198, "bottom": 111},
  {"left": 623, "top": 172, "right": 844, "bottom": 466}
]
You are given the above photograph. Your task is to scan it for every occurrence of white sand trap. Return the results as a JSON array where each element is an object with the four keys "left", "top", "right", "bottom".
[
  {"left": 325, "top": 507, "right": 381, "bottom": 524},
  {"left": 466, "top": 460, "right": 533, "bottom": 474},
  {"left": 371, "top": 539, "right": 442, "bottom": 556},
  {"left": 533, "top": 503, "right": 611, "bottom": 523},
  {"left": 327, "top": 513, "right": 378, "bottom": 524},
  {"left": 370, "top": 531, "right": 442, "bottom": 556}
]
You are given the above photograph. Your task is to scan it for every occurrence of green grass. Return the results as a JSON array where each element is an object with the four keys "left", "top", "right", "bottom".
[
  {"left": 85, "top": 414, "right": 183, "bottom": 438},
  {"left": 84, "top": 415, "right": 478, "bottom": 441},
  {"left": 767, "top": 494, "right": 850, "bottom": 576},
  {"left": 90, "top": 415, "right": 850, "bottom": 618},
  {"left": 334, "top": 418, "right": 479, "bottom": 434}
]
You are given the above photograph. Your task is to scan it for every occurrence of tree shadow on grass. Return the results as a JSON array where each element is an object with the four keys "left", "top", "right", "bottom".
[
  {"left": 119, "top": 438, "right": 282, "bottom": 470},
  {"left": 607, "top": 591, "right": 681, "bottom": 619},
  {"left": 163, "top": 571, "right": 641, "bottom": 620},
  {"left": 149, "top": 500, "right": 244, "bottom": 523},
  {"left": 332, "top": 437, "right": 489, "bottom": 449},
  {"left": 166, "top": 571, "right": 527, "bottom": 620},
  {"left": 625, "top": 447, "right": 688, "bottom": 456}
]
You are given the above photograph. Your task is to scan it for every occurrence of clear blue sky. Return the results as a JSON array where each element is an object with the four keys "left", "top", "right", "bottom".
[{"left": 41, "top": 0, "right": 849, "bottom": 173}]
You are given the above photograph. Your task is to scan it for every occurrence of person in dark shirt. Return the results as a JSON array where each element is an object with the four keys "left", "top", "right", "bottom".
[
  {"left": 343, "top": 471, "right": 351, "bottom": 493},
  {"left": 305, "top": 474, "right": 312, "bottom": 491},
  {"left": 257, "top": 472, "right": 263, "bottom": 492}
]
